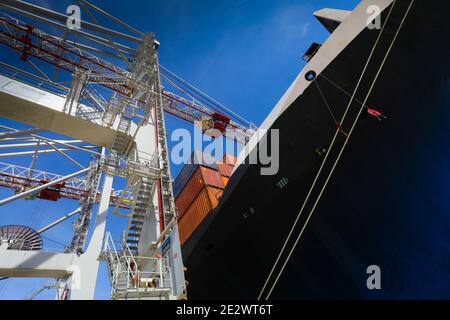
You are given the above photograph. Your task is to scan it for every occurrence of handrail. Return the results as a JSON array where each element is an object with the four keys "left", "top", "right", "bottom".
[
  {"left": 103, "top": 232, "right": 173, "bottom": 293},
  {"left": 107, "top": 232, "right": 120, "bottom": 262},
  {"left": 122, "top": 240, "right": 139, "bottom": 280}
]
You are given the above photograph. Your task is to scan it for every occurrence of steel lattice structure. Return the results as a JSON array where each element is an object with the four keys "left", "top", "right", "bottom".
[
  {"left": 0, "top": 0, "right": 252, "bottom": 300},
  {"left": 0, "top": 4, "right": 253, "bottom": 143}
]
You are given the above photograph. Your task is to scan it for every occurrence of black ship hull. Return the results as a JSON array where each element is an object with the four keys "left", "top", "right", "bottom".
[{"left": 183, "top": 1, "right": 450, "bottom": 299}]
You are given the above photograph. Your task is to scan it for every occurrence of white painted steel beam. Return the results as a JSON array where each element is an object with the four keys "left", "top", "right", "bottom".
[
  {"left": 0, "top": 0, "right": 142, "bottom": 43},
  {"left": 0, "top": 128, "right": 43, "bottom": 139},
  {"left": 68, "top": 173, "right": 113, "bottom": 300},
  {"left": 0, "top": 250, "right": 77, "bottom": 278},
  {"left": 0, "top": 75, "right": 118, "bottom": 148},
  {"left": 0, "top": 140, "right": 84, "bottom": 149},
  {"left": 0, "top": 146, "right": 97, "bottom": 158},
  {"left": 42, "top": 141, "right": 84, "bottom": 169},
  {"left": 37, "top": 208, "right": 81, "bottom": 234}
]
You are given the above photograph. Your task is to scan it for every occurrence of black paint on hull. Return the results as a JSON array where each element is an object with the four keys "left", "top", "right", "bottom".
[{"left": 183, "top": 1, "right": 450, "bottom": 299}]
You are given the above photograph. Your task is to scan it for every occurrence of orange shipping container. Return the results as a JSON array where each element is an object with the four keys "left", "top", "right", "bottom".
[
  {"left": 175, "top": 165, "right": 224, "bottom": 218},
  {"left": 221, "top": 176, "right": 229, "bottom": 186},
  {"left": 223, "top": 154, "right": 237, "bottom": 166},
  {"left": 178, "top": 186, "right": 223, "bottom": 246},
  {"left": 200, "top": 166, "right": 224, "bottom": 189},
  {"left": 175, "top": 167, "right": 205, "bottom": 219},
  {"left": 207, "top": 186, "right": 222, "bottom": 207},
  {"left": 216, "top": 162, "right": 233, "bottom": 177}
]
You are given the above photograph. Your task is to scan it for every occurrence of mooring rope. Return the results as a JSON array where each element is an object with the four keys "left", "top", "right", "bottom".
[
  {"left": 257, "top": 0, "right": 412, "bottom": 300},
  {"left": 263, "top": 0, "right": 414, "bottom": 300}
]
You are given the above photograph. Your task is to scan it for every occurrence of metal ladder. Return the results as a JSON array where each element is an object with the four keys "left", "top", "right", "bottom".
[
  {"left": 153, "top": 50, "right": 176, "bottom": 227},
  {"left": 63, "top": 70, "right": 87, "bottom": 116},
  {"left": 83, "top": 85, "right": 107, "bottom": 112},
  {"left": 101, "top": 233, "right": 133, "bottom": 295},
  {"left": 108, "top": 111, "right": 133, "bottom": 173},
  {"left": 102, "top": 93, "right": 122, "bottom": 127},
  {"left": 67, "top": 159, "right": 103, "bottom": 254},
  {"left": 126, "top": 177, "right": 156, "bottom": 253}
]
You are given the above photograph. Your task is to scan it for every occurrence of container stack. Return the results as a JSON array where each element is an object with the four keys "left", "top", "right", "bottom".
[{"left": 174, "top": 151, "right": 237, "bottom": 246}]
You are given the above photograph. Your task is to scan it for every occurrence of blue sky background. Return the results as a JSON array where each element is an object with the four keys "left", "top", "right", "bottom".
[{"left": 0, "top": 0, "right": 359, "bottom": 299}]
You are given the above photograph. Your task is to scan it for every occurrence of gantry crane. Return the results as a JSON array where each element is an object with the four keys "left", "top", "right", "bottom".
[{"left": 0, "top": 0, "right": 253, "bottom": 300}]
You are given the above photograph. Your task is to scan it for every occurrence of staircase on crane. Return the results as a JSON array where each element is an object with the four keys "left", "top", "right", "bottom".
[
  {"left": 108, "top": 111, "right": 133, "bottom": 174},
  {"left": 67, "top": 159, "right": 103, "bottom": 254},
  {"left": 154, "top": 60, "right": 177, "bottom": 227},
  {"left": 101, "top": 232, "right": 172, "bottom": 300},
  {"left": 126, "top": 176, "right": 156, "bottom": 253}
]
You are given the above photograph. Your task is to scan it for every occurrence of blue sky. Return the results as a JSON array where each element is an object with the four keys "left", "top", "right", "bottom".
[{"left": 0, "top": 0, "right": 359, "bottom": 299}]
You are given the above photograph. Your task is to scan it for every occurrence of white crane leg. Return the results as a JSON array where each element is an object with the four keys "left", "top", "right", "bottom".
[{"left": 68, "top": 173, "right": 113, "bottom": 300}]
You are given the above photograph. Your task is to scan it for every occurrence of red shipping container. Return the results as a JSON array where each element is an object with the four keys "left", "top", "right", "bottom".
[
  {"left": 216, "top": 162, "right": 233, "bottom": 177},
  {"left": 175, "top": 167, "right": 205, "bottom": 218},
  {"left": 223, "top": 154, "right": 237, "bottom": 166},
  {"left": 207, "top": 186, "right": 223, "bottom": 207},
  {"left": 178, "top": 186, "right": 223, "bottom": 246},
  {"left": 175, "top": 165, "right": 224, "bottom": 218},
  {"left": 200, "top": 166, "right": 224, "bottom": 189}
]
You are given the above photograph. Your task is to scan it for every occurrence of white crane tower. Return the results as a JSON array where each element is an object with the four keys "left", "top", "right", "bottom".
[{"left": 0, "top": 0, "right": 253, "bottom": 300}]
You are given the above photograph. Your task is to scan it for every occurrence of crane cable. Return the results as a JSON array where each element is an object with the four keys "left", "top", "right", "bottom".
[
  {"left": 258, "top": 0, "right": 414, "bottom": 300},
  {"left": 314, "top": 80, "right": 338, "bottom": 125},
  {"left": 160, "top": 65, "right": 251, "bottom": 126},
  {"left": 159, "top": 73, "right": 208, "bottom": 112},
  {"left": 319, "top": 73, "right": 375, "bottom": 110},
  {"left": 160, "top": 66, "right": 229, "bottom": 112},
  {"left": 160, "top": 67, "right": 223, "bottom": 118}
]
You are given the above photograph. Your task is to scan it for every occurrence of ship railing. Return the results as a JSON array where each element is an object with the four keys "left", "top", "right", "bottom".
[
  {"left": 101, "top": 232, "right": 123, "bottom": 296},
  {"left": 113, "top": 269, "right": 172, "bottom": 292},
  {"left": 102, "top": 233, "right": 172, "bottom": 295},
  {"left": 114, "top": 255, "right": 172, "bottom": 291}
]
